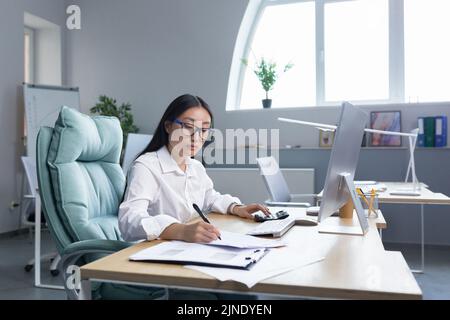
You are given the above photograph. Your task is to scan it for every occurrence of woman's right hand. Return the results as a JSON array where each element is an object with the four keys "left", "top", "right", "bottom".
[{"left": 181, "top": 221, "right": 221, "bottom": 243}]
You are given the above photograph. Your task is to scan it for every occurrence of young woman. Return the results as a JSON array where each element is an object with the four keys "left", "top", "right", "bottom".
[{"left": 119, "top": 94, "right": 270, "bottom": 243}]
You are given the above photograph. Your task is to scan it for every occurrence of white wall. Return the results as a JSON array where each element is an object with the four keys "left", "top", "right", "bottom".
[
  {"left": 66, "top": 0, "right": 248, "bottom": 125},
  {"left": 66, "top": 0, "right": 450, "bottom": 147},
  {"left": 0, "top": 0, "right": 67, "bottom": 234}
]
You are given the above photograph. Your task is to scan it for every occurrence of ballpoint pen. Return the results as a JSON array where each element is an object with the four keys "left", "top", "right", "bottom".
[
  {"left": 356, "top": 188, "right": 370, "bottom": 208},
  {"left": 192, "top": 203, "right": 222, "bottom": 240},
  {"left": 368, "top": 189, "right": 376, "bottom": 216}
]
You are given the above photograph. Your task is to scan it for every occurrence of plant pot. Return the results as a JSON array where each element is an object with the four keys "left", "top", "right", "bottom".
[{"left": 262, "top": 99, "right": 272, "bottom": 109}]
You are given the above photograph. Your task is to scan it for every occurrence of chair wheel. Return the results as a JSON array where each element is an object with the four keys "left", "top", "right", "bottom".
[
  {"left": 25, "top": 265, "right": 33, "bottom": 272},
  {"left": 50, "top": 269, "right": 60, "bottom": 277}
]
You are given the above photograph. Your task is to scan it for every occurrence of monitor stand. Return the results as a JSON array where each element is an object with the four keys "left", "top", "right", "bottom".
[{"left": 319, "top": 173, "right": 370, "bottom": 236}]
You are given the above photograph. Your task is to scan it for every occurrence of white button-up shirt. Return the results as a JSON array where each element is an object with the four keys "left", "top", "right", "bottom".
[{"left": 118, "top": 146, "right": 241, "bottom": 242}]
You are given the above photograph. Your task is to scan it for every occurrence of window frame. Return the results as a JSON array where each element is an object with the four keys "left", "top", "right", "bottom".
[
  {"left": 234, "top": 0, "right": 431, "bottom": 110},
  {"left": 24, "top": 26, "right": 35, "bottom": 84}
]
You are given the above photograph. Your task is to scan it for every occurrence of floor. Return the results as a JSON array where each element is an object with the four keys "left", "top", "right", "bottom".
[{"left": 0, "top": 231, "right": 449, "bottom": 300}]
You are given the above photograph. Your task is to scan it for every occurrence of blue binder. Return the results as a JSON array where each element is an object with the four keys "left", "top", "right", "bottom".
[
  {"left": 417, "top": 117, "right": 425, "bottom": 147},
  {"left": 435, "top": 116, "right": 447, "bottom": 147}
]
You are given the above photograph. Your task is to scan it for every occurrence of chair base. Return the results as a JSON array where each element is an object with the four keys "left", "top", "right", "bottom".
[{"left": 25, "top": 252, "right": 61, "bottom": 276}]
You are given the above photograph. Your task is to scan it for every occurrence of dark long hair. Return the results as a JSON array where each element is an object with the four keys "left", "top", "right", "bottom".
[{"left": 139, "top": 94, "right": 213, "bottom": 156}]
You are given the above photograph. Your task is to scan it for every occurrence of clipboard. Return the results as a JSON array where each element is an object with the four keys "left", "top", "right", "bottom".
[{"left": 129, "top": 241, "right": 270, "bottom": 270}]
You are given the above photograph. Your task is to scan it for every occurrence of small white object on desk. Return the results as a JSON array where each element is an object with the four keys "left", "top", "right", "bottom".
[
  {"left": 389, "top": 190, "right": 421, "bottom": 197},
  {"left": 306, "top": 206, "right": 321, "bottom": 216},
  {"left": 295, "top": 217, "right": 318, "bottom": 226},
  {"left": 355, "top": 180, "right": 377, "bottom": 185}
]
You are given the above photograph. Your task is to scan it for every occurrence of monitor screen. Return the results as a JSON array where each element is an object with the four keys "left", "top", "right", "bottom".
[{"left": 318, "top": 102, "right": 368, "bottom": 228}]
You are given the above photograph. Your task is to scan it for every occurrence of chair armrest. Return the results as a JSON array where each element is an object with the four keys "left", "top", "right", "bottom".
[
  {"left": 62, "top": 239, "right": 131, "bottom": 257},
  {"left": 61, "top": 239, "right": 132, "bottom": 300}
]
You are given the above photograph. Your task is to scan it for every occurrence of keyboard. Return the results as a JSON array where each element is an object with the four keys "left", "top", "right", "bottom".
[{"left": 246, "top": 218, "right": 295, "bottom": 237}]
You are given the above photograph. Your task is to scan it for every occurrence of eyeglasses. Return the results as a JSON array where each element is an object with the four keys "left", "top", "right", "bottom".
[{"left": 173, "top": 119, "right": 215, "bottom": 141}]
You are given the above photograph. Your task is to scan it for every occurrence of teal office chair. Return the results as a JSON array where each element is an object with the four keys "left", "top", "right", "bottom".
[{"left": 35, "top": 106, "right": 166, "bottom": 300}]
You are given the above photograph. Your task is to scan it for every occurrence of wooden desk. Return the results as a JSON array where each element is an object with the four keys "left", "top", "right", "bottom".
[
  {"left": 80, "top": 210, "right": 422, "bottom": 300},
  {"left": 269, "top": 206, "right": 387, "bottom": 230},
  {"left": 374, "top": 182, "right": 450, "bottom": 205},
  {"left": 319, "top": 182, "right": 450, "bottom": 273},
  {"left": 317, "top": 182, "right": 450, "bottom": 205}
]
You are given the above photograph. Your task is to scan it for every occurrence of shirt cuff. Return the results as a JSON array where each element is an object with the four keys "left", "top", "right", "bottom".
[
  {"left": 228, "top": 202, "right": 244, "bottom": 215},
  {"left": 212, "top": 195, "right": 242, "bottom": 214},
  {"left": 141, "top": 215, "right": 180, "bottom": 241}
]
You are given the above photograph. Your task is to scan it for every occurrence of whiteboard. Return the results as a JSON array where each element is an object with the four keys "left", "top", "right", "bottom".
[{"left": 23, "top": 84, "right": 80, "bottom": 159}]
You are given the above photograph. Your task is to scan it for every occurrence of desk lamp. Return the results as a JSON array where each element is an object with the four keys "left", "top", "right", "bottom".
[{"left": 278, "top": 118, "right": 421, "bottom": 196}]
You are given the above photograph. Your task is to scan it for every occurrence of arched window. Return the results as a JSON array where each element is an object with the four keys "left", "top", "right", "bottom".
[
  {"left": 227, "top": 0, "right": 450, "bottom": 110},
  {"left": 240, "top": 0, "right": 316, "bottom": 109}
]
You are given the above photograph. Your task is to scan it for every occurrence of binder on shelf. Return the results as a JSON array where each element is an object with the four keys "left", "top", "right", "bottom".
[
  {"left": 435, "top": 116, "right": 447, "bottom": 147},
  {"left": 129, "top": 241, "right": 270, "bottom": 270},
  {"left": 424, "top": 117, "right": 435, "bottom": 147},
  {"left": 417, "top": 117, "right": 425, "bottom": 147}
]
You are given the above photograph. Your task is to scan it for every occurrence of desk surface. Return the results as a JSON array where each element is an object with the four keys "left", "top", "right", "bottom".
[
  {"left": 376, "top": 182, "right": 450, "bottom": 204},
  {"left": 274, "top": 206, "right": 387, "bottom": 230},
  {"left": 318, "top": 182, "right": 450, "bottom": 205},
  {"left": 81, "top": 210, "right": 421, "bottom": 299}
]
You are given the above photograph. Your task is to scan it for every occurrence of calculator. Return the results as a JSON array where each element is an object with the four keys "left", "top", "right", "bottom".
[{"left": 254, "top": 210, "right": 289, "bottom": 222}]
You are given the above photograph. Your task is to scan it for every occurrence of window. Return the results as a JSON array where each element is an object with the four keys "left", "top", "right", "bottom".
[
  {"left": 24, "top": 12, "right": 62, "bottom": 86},
  {"left": 324, "top": 0, "right": 389, "bottom": 102},
  {"left": 240, "top": 1, "right": 316, "bottom": 109},
  {"left": 24, "top": 27, "right": 34, "bottom": 83},
  {"left": 404, "top": 0, "right": 450, "bottom": 103},
  {"left": 231, "top": 0, "right": 450, "bottom": 110}
]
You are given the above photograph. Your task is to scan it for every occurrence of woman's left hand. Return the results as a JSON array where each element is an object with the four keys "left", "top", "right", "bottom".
[{"left": 232, "top": 203, "right": 271, "bottom": 220}]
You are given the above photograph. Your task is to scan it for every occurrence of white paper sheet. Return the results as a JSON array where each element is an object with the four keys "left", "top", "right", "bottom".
[
  {"left": 185, "top": 247, "right": 325, "bottom": 288},
  {"left": 207, "top": 231, "right": 286, "bottom": 249},
  {"left": 129, "top": 241, "right": 269, "bottom": 269}
]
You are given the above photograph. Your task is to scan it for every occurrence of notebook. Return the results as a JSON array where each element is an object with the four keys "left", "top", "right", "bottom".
[{"left": 129, "top": 241, "right": 269, "bottom": 270}]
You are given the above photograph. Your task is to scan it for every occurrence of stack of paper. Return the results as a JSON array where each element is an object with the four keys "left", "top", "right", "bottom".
[
  {"left": 186, "top": 247, "right": 324, "bottom": 288},
  {"left": 130, "top": 231, "right": 324, "bottom": 288},
  {"left": 207, "top": 231, "right": 286, "bottom": 249}
]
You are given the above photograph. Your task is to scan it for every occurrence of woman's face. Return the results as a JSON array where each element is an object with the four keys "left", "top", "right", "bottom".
[{"left": 165, "top": 106, "right": 212, "bottom": 159}]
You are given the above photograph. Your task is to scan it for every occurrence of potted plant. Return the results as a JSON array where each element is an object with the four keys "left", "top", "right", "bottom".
[{"left": 242, "top": 57, "right": 293, "bottom": 109}]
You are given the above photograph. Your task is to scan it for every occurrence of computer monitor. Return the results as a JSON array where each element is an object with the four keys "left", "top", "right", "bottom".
[{"left": 318, "top": 102, "right": 369, "bottom": 236}]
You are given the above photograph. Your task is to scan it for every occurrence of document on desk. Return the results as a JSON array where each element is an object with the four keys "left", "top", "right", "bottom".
[
  {"left": 129, "top": 241, "right": 269, "bottom": 270},
  {"left": 207, "top": 231, "right": 285, "bottom": 249},
  {"left": 186, "top": 247, "right": 325, "bottom": 288}
]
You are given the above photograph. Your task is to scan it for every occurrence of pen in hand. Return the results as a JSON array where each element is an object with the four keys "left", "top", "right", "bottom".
[{"left": 192, "top": 203, "right": 222, "bottom": 240}]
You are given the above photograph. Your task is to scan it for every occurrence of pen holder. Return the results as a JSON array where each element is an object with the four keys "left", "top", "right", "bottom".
[
  {"left": 358, "top": 194, "right": 379, "bottom": 218},
  {"left": 339, "top": 199, "right": 354, "bottom": 219}
]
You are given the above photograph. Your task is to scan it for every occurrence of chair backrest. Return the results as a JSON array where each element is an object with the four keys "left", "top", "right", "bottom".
[
  {"left": 256, "top": 157, "right": 292, "bottom": 202},
  {"left": 36, "top": 106, "right": 126, "bottom": 251},
  {"left": 21, "top": 156, "right": 38, "bottom": 198},
  {"left": 121, "top": 133, "right": 152, "bottom": 176},
  {"left": 36, "top": 127, "right": 72, "bottom": 253}
]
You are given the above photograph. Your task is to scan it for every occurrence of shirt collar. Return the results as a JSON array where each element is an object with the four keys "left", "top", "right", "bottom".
[{"left": 156, "top": 146, "right": 193, "bottom": 176}]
